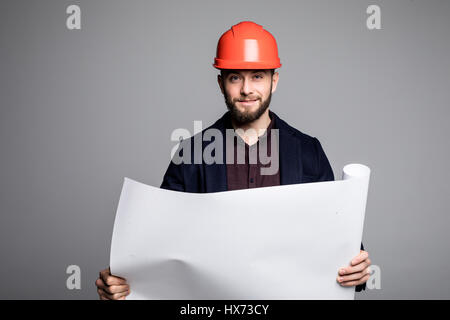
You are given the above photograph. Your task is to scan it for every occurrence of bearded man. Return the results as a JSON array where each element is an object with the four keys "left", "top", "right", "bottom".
[{"left": 95, "top": 21, "right": 371, "bottom": 300}]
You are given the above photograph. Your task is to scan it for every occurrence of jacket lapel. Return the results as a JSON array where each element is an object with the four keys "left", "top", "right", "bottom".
[
  {"left": 272, "top": 111, "right": 303, "bottom": 185},
  {"left": 203, "top": 113, "right": 228, "bottom": 193}
]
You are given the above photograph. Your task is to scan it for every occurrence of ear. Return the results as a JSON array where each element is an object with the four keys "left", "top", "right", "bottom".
[
  {"left": 217, "top": 74, "right": 225, "bottom": 94},
  {"left": 271, "top": 71, "right": 279, "bottom": 94}
]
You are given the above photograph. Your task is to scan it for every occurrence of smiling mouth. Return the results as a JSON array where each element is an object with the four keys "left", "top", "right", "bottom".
[{"left": 238, "top": 99, "right": 259, "bottom": 105}]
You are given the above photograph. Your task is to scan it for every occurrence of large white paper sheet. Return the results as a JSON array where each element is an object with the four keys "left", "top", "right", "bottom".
[{"left": 110, "top": 163, "right": 370, "bottom": 300}]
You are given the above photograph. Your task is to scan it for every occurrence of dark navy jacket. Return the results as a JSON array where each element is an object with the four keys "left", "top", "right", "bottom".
[{"left": 160, "top": 110, "right": 365, "bottom": 292}]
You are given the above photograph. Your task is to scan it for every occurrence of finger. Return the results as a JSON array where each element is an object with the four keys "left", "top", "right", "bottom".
[
  {"left": 107, "top": 284, "right": 130, "bottom": 294},
  {"left": 96, "top": 277, "right": 113, "bottom": 292},
  {"left": 100, "top": 269, "right": 127, "bottom": 286},
  {"left": 105, "top": 276, "right": 127, "bottom": 286},
  {"left": 98, "top": 288, "right": 110, "bottom": 300},
  {"left": 340, "top": 274, "right": 371, "bottom": 287},
  {"left": 100, "top": 268, "right": 126, "bottom": 282},
  {"left": 111, "top": 290, "right": 129, "bottom": 300},
  {"left": 107, "top": 266, "right": 127, "bottom": 282},
  {"left": 99, "top": 287, "right": 130, "bottom": 300},
  {"left": 339, "top": 260, "right": 369, "bottom": 275},
  {"left": 351, "top": 251, "right": 369, "bottom": 266},
  {"left": 95, "top": 277, "right": 105, "bottom": 288},
  {"left": 99, "top": 269, "right": 110, "bottom": 282},
  {"left": 96, "top": 278, "right": 129, "bottom": 295},
  {"left": 337, "top": 267, "right": 371, "bottom": 283}
]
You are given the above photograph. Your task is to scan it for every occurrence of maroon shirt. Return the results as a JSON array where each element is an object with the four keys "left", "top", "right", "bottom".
[{"left": 226, "top": 112, "right": 281, "bottom": 191}]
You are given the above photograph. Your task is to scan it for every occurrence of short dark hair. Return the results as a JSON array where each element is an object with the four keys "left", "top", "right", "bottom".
[{"left": 220, "top": 69, "right": 275, "bottom": 78}]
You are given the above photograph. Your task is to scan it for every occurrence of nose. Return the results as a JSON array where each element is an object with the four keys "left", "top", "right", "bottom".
[{"left": 240, "top": 77, "right": 253, "bottom": 96}]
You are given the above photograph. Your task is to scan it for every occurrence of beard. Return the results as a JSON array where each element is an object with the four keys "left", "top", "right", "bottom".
[{"left": 223, "top": 85, "right": 272, "bottom": 125}]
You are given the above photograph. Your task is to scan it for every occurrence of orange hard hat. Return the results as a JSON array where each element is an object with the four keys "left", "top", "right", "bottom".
[{"left": 213, "top": 21, "right": 282, "bottom": 70}]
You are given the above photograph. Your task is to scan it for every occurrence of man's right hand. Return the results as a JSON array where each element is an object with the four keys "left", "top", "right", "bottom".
[{"left": 96, "top": 267, "right": 130, "bottom": 300}]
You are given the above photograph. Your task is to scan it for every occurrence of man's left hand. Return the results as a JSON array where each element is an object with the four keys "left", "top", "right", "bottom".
[{"left": 336, "top": 250, "right": 371, "bottom": 287}]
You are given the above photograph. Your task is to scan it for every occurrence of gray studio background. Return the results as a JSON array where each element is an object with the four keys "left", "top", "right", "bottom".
[{"left": 1, "top": 0, "right": 449, "bottom": 299}]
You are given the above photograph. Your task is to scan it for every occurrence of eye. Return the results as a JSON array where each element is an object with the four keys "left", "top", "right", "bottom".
[
  {"left": 229, "top": 75, "right": 240, "bottom": 82},
  {"left": 254, "top": 74, "right": 263, "bottom": 79}
]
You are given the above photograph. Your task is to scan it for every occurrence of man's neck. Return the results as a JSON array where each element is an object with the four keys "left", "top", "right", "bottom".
[{"left": 231, "top": 108, "right": 271, "bottom": 146}]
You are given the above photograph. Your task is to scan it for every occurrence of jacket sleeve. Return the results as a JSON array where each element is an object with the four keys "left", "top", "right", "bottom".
[
  {"left": 313, "top": 137, "right": 366, "bottom": 292},
  {"left": 160, "top": 160, "right": 185, "bottom": 192},
  {"left": 160, "top": 142, "right": 186, "bottom": 192},
  {"left": 312, "top": 137, "right": 334, "bottom": 182}
]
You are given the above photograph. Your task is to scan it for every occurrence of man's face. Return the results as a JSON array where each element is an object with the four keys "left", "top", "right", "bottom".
[{"left": 218, "top": 69, "right": 279, "bottom": 125}]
